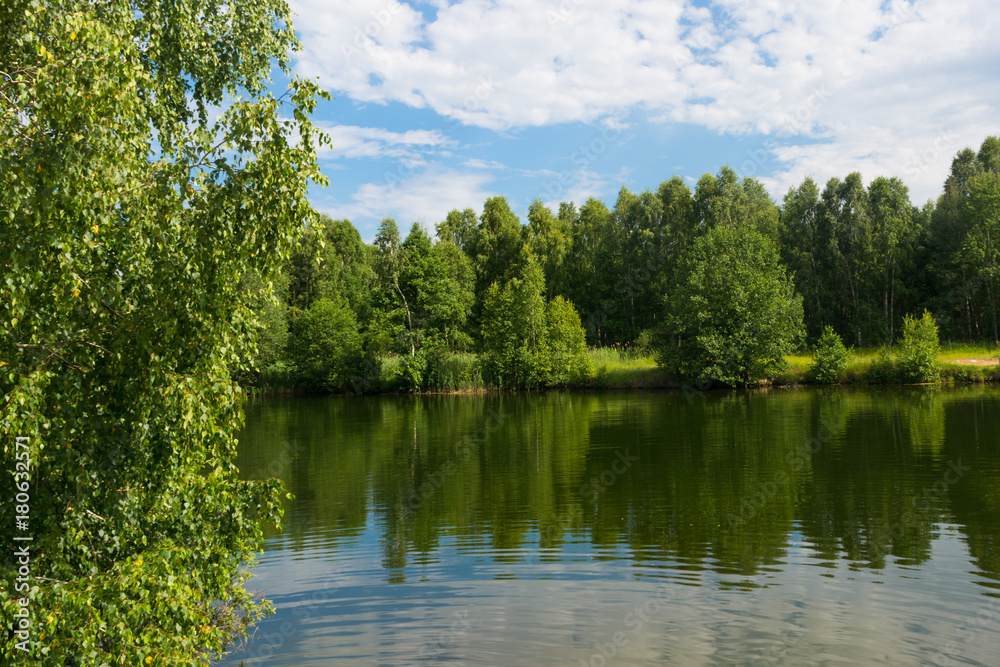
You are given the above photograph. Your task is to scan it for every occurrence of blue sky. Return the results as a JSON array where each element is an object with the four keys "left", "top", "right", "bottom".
[{"left": 275, "top": 0, "right": 999, "bottom": 241}]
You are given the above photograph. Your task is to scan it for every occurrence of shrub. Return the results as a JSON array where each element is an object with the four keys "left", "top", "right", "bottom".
[
  {"left": 898, "top": 310, "right": 941, "bottom": 382},
  {"left": 862, "top": 346, "right": 899, "bottom": 384},
  {"left": 545, "top": 296, "right": 592, "bottom": 386},
  {"left": 634, "top": 329, "right": 657, "bottom": 357},
  {"left": 399, "top": 350, "right": 428, "bottom": 391},
  {"left": 660, "top": 225, "right": 805, "bottom": 387},
  {"left": 287, "top": 298, "right": 366, "bottom": 392},
  {"left": 811, "top": 326, "right": 849, "bottom": 384}
]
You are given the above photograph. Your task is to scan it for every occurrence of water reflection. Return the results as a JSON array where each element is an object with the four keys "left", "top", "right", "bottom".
[{"left": 222, "top": 386, "right": 1000, "bottom": 665}]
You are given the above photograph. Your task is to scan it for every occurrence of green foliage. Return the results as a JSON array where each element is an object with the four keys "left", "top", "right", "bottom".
[
  {"left": 527, "top": 198, "right": 571, "bottom": 301},
  {"left": 288, "top": 299, "right": 370, "bottom": 393},
  {"left": 544, "top": 297, "right": 592, "bottom": 386},
  {"left": 898, "top": 311, "right": 942, "bottom": 382},
  {"left": 471, "top": 197, "right": 526, "bottom": 336},
  {"left": 367, "top": 221, "right": 475, "bottom": 358},
  {"left": 1, "top": 0, "right": 326, "bottom": 663},
  {"left": 811, "top": 326, "right": 850, "bottom": 384},
  {"left": 479, "top": 249, "right": 550, "bottom": 388},
  {"left": 376, "top": 351, "right": 483, "bottom": 393},
  {"left": 228, "top": 136, "right": 1000, "bottom": 399},
  {"left": 436, "top": 208, "right": 479, "bottom": 254},
  {"left": 693, "top": 165, "right": 780, "bottom": 242},
  {"left": 963, "top": 172, "right": 1000, "bottom": 343},
  {"left": 234, "top": 272, "right": 291, "bottom": 389},
  {"left": 434, "top": 241, "right": 476, "bottom": 351},
  {"left": 398, "top": 350, "right": 427, "bottom": 392},
  {"left": 634, "top": 329, "right": 657, "bottom": 357},
  {"left": 285, "top": 214, "right": 374, "bottom": 319},
  {"left": 660, "top": 225, "right": 805, "bottom": 387},
  {"left": 780, "top": 178, "right": 823, "bottom": 339},
  {"left": 862, "top": 347, "right": 901, "bottom": 384},
  {"left": 923, "top": 136, "right": 1000, "bottom": 342},
  {"left": 563, "top": 197, "right": 615, "bottom": 341}
]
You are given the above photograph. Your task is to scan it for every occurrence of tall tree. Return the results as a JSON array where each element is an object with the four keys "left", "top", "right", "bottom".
[
  {"left": 0, "top": 1, "right": 325, "bottom": 662},
  {"left": 564, "top": 197, "right": 615, "bottom": 343},
  {"left": 399, "top": 223, "right": 473, "bottom": 353},
  {"left": 434, "top": 240, "right": 477, "bottom": 351},
  {"left": 610, "top": 186, "right": 665, "bottom": 343},
  {"left": 527, "top": 198, "right": 571, "bottom": 301},
  {"left": 436, "top": 208, "right": 479, "bottom": 254},
  {"left": 781, "top": 177, "right": 825, "bottom": 340},
  {"left": 693, "top": 166, "right": 781, "bottom": 242},
  {"left": 925, "top": 138, "right": 1000, "bottom": 340},
  {"left": 285, "top": 214, "right": 373, "bottom": 317},
  {"left": 480, "top": 248, "right": 549, "bottom": 388},
  {"left": 472, "top": 196, "right": 524, "bottom": 298},
  {"left": 867, "top": 176, "right": 916, "bottom": 342},
  {"left": 370, "top": 218, "right": 411, "bottom": 354},
  {"left": 657, "top": 175, "right": 696, "bottom": 280},
  {"left": 465, "top": 196, "right": 524, "bottom": 345},
  {"left": 817, "top": 173, "right": 875, "bottom": 345},
  {"left": 964, "top": 172, "right": 1000, "bottom": 343}
]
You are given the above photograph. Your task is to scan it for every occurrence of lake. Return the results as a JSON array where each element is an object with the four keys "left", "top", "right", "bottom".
[{"left": 218, "top": 386, "right": 1000, "bottom": 666}]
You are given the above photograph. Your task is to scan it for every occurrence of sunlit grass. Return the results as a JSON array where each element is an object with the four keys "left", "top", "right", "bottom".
[
  {"left": 584, "top": 346, "right": 669, "bottom": 388},
  {"left": 779, "top": 343, "right": 1000, "bottom": 385},
  {"left": 378, "top": 351, "right": 485, "bottom": 392},
  {"left": 372, "top": 343, "right": 1000, "bottom": 392},
  {"left": 939, "top": 343, "right": 1000, "bottom": 363}
]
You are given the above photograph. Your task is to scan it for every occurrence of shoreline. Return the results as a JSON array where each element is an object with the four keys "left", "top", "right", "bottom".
[{"left": 243, "top": 355, "right": 1000, "bottom": 397}]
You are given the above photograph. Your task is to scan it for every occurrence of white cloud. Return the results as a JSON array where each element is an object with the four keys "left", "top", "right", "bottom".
[
  {"left": 317, "top": 123, "right": 454, "bottom": 163},
  {"left": 291, "top": 0, "right": 1000, "bottom": 202},
  {"left": 463, "top": 158, "right": 508, "bottom": 170},
  {"left": 320, "top": 168, "right": 495, "bottom": 237}
]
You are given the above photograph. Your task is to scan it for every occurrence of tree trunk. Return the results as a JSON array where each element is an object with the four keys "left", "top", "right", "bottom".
[{"left": 394, "top": 279, "right": 415, "bottom": 356}]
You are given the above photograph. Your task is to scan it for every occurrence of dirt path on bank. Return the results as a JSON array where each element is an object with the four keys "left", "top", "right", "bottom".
[{"left": 948, "top": 358, "right": 1000, "bottom": 366}]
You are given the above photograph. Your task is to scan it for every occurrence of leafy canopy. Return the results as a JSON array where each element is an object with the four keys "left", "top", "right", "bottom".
[
  {"left": 660, "top": 225, "right": 804, "bottom": 387},
  {"left": 1, "top": 0, "right": 327, "bottom": 663}
]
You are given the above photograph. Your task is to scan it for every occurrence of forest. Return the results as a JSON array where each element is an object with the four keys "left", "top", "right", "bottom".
[{"left": 241, "top": 136, "right": 1000, "bottom": 393}]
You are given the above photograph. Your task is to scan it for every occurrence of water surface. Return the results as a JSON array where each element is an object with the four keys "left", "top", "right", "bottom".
[{"left": 219, "top": 387, "right": 1000, "bottom": 666}]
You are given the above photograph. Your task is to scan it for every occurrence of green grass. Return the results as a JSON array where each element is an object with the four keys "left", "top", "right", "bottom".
[
  {"left": 584, "top": 346, "right": 671, "bottom": 389},
  {"left": 939, "top": 342, "right": 1000, "bottom": 363},
  {"left": 777, "top": 343, "right": 1000, "bottom": 385},
  {"left": 258, "top": 343, "right": 1000, "bottom": 395},
  {"left": 775, "top": 354, "right": 813, "bottom": 385},
  {"left": 377, "top": 351, "right": 485, "bottom": 393}
]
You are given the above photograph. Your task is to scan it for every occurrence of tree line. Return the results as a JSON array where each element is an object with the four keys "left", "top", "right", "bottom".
[{"left": 244, "top": 136, "right": 1000, "bottom": 392}]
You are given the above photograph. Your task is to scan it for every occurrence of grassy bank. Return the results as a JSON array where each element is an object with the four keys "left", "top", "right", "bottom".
[
  {"left": 777, "top": 343, "right": 1000, "bottom": 386},
  {"left": 584, "top": 345, "right": 673, "bottom": 389},
  {"left": 246, "top": 344, "right": 1000, "bottom": 395}
]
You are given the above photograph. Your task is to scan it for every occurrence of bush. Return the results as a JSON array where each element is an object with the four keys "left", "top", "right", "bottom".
[
  {"left": 545, "top": 296, "right": 592, "bottom": 386},
  {"left": 634, "top": 329, "right": 657, "bottom": 357},
  {"left": 424, "top": 349, "right": 482, "bottom": 391},
  {"left": 898, "top": 310, "right": 941, "bottom": 382},
  {"left": 399, "top": 350, "right": 427, "bottom": 391},
  {"left": 862, "top": 346, "right": 900, "bottom": 384},
  {"left": 660, "top": 225, "right": 805, "bottom": 387},
  {"left": 811, "top": 326, "right": 849, "bottom": 384},
  {"left": 287, "top": 298, "right": 366, "bottom": 392}
]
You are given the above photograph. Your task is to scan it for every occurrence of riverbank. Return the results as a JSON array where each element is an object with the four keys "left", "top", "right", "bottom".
[
  {"left": 774, "top": 344, "right": 1000, "bottom": 387},
  {"left": 243, "top": 344, "right": 1000, "bottom": 395},
  {"left": 584, "top": 345, "right": 1000, "bottom": 390}
]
